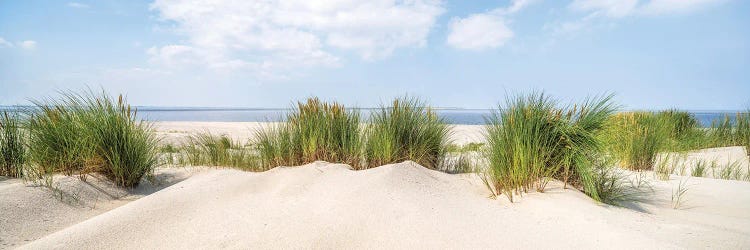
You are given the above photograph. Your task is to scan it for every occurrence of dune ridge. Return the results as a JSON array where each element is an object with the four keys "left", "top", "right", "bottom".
[{"left": 18, "top": 161, "right": 750, "bottom": 249}]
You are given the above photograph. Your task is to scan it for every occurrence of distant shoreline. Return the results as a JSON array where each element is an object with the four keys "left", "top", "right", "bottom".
[
  {"left": 1, "top": 106, "right": 745, "bottom": 126},
  {"left": 0, "top": 105, "right": 746, "bottom": 113}
]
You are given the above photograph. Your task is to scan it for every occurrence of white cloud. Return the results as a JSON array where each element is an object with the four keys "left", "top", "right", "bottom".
[
  {"left": 0, "top": 37, "right": 13, "bottom": 48},
  {"left": 551, "top": 0, "right": 728, "bottom": 37},
  {"left": 19, "top": 40, "right": 36, "bottom": 50},
  {"left": 445, "top": 0, "right": 534, "bottom": 50},
  {"left": 497, "top": 0, "right": 538, "bottom": 15},
  {"left": 447, "top": 14, "right": 513, "bottom": 50},
  {"left": 546, "top": 12, "right": 604, "bottom": 37},
  {"left": 570, "top": 0, "right": 638, "bottom": 18},
  {"left": 639, "top": 0, "right": 727, "bottom": 15},
  {"left": 569, "top": 0, "right": 727, "bottom": 17},
  {"left": 148, "top": 0, "right": 444, "bottom": 76},
  {"left": 147, "top": 45, "right": 202, "bottom": 69},
  {"left": 67, "top": 2, "right": 90, "bottom": 9}
]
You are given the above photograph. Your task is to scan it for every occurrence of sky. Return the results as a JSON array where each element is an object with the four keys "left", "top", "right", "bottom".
[{"left": 1, "top": 0, "right": 748, "bottom": 110}]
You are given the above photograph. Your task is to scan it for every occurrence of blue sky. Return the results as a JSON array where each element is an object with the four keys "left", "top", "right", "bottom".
[{"left": 1, "top": 0, "right": 748, "bottom": 110}]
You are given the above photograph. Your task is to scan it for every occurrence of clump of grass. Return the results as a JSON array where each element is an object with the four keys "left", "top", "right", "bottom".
[
  {"left": 653, "top": 153, "right": 681, "bottom": 180},
  {"left": 364, "top": 96, "right": 451, "bottom": 170},
  {"left": 602, "top": 112, "right": 671, "bottom": 171},
  {"left": 589, "top": 157, "right": 653, "bottom": 206},
  {"left": 645, "top": 110, "right": 750, "bottom": 154},
  {"left": 440, "top": 151, "right": 480, "bottom": 174},
  {"left": 442, "top": 143, "right": 484, "bottom": 174},
  {"left": 159, "top": 143, "right": 178, "bottom": 154},
  {"left": 707, "top": 111, "right": 750, "bottom": 153},
  {"left": 671, "top": 178, "right": 690, "bottom": 209},
  {"left": 187, "top": 132, "right": 234, "bottom": 166},
  {"left": 658, "top": 110, "right": 710, "bottom": 151},
  {"left": 691, "top": 160, "right": 706, "bottom": 177},
  {"left": 717, "top": 160, "right": 744, "bottom": 180},
  {"left": 483, "top": 92, "right": 616, "bottom": 202},
  {"left": 26, "top": 90, "right": 159, "bottom": 187},
  {"left": 446, "top": 142, "right": 484, "bottom": 153},
  {"left": 255, "top": 97, "right": 363, "bottom": 169},
  {"left": 1, "top": 111, "right": 27, "bottom": 177},
  {"left": 659, "top": 110, "right": 699, "bottom": 139},
  {"left": 180, "top": 132, "right": 260, "bottom": 170},
  {"left": 26, "top": 99, "right": 92, "bottom": 181},
  {"left": 158, "top": 143, "right": 178, "bottom": 165}
]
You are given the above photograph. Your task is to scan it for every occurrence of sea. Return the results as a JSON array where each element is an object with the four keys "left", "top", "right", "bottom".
[
  {"left": 0, "top": 106, "right": 740, "bottom": 127},
  {"left": 133, "top": 107, "right": 738, "bottom": 127}
]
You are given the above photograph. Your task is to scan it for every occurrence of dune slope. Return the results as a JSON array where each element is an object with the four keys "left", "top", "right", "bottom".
[
  {"left": 0, "top": 168, "right": 194, "bottom": 249},
  {"left": 21, "top": 161, "right": 750, "bottom": 249}
]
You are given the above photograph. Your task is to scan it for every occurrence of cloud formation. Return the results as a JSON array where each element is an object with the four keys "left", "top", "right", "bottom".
[
  {"left": 67, "top": 2, "right": 90, "bottom": 9},
  {"left": 549, "top": 0, "right": 728, "bottom": 37},
  {"left": 148, "top": 0, "right": 445, "bottom": 75},
  {"left": 445, "top": 0, "right": 535, "bottom": 50},
  {"left": 0, "top": 37, "right": 13, "bottom": 48},
  {"left": 447, "top": 14, "right": 513, "bottom": 50},
  {"left": 570, "top": 0, "right": 726, "bottom": 17},
  {"left": 19, "top": 40, "right": 36, "bottom": 50}
]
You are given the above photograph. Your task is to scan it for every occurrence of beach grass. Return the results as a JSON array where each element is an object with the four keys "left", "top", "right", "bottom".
[
  {"left": 691, "top": 160, "right": 707, "bottom": 177},
  {"left": 717, "top": 160, "right": 744, "bottom": 180},
  {"left": 26, "top": 90, "right": 158, "bottom": 187},
  {"left": 1, "top": 111, "right": 27, "bottom": 177},
  {"left": 671, "top": 178, "right": 690, "bottom": 209},
  {"left": 180, "top": 132, "right": 261, "bottom": 171},
  {"left": 483, "top": 92, "right": 616, "bottom": 202},
  {"left": 589, "top": 157, "right": 653, "bottom": 206},
  {"left": 255, "top": 97, "right": 363, "bottom": 169},
  {"left": 364, "top": 96, "right": 451, "bottom": 170},
  {"left": 660, "top": 110, "right": 699, "bottom": 139},
  {"left": 658, "top": 110, "right": 708, "bottom": 151},
  {"left": 707, "top": 111, "right": 750, "bottom": 152},
  {"left": 602, "top": 112, "right": 671, "bottom": 171},
  {"left": 446, "top": 142, "right": 484, "bottom": 153},
  {"left": 186, "top": 132, "right": 235, "bottom": 166}
]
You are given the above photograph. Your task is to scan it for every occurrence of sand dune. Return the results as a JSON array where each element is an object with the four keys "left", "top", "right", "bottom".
[
  {"left": 18, "top": 161, "right": 750, "bottom": 249},
  {"left": 658, "top": 146, "right": 750, "bottom": 179},
  {"left": 0, "top": 168, "right": 195, "bottom": 249},
  {"left": 5, "top": 122, "right": 748, "bottom": 249}
]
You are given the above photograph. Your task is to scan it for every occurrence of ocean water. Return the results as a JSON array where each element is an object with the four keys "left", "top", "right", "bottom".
[
  {"left": 0, "top": 106, "right": 739, "bottom": 127},
  {"left": 133, "top": 107, "right": 738, "bottom": 127},
  {"left": 135, "top": 108, "right": 497, "bottom": 124}
]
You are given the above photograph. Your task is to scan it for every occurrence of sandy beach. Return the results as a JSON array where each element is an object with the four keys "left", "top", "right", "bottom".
[
  {"left": 0, "top": 167, "right": 195, "bottom": 249},
  {"left": 0, "top": 122, "right": 747, "bottom": 249},
  {"left": 153, "top": 121, "right": 488, "bottom": 146},
  {"left": 12, "top": 162, "right": 750, "bottom": 249}
]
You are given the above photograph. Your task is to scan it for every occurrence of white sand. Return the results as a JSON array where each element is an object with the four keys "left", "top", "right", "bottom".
[
  {"left": 17, "top": 161, "right": 750, "bottom": 249},
  {"left": 658, "top": 146, "right": 750, "bottom": 180},
  {"left": 153, "top": 121, "right": 486, "bottom": 146},
  {"left": 5, "top": 122, "right": 750, "bottom": 249},
  {"left": 0, "top": 168, "right": 196, "bottom": 249}
]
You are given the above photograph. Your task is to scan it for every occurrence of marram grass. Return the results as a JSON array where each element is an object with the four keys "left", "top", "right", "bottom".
[
  {"left": 483, "top": 92, "right": 616, "bottom": 202},
  {"left": 26, "top": 90, "right": 158, "bottom": 187},
  {"left": 1, "top": 111, "right": 26, "bottom": 177},
  {"left": 708, "top": 111, "right": 750, "bottom": 153},
  {"left": 602, "top": 109, "right": 749, "bottom": 175},
  {"left": 589, "top": 156, "right": 652, "bottom": 206},
  {"left": 255, "top": 97, "right": 363, "bottom": 169},
  {"left": 601, "top": 112, "right": 671, "bottom": 171},
  {"left": 179, "top": 132, "right": 261, "bottom": 171},
  {"left": 364, "top": 96, "right": 451, "bottom": 170},
  {"left": 255, "top": 96, "right": 452, "bottom": 171}
]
